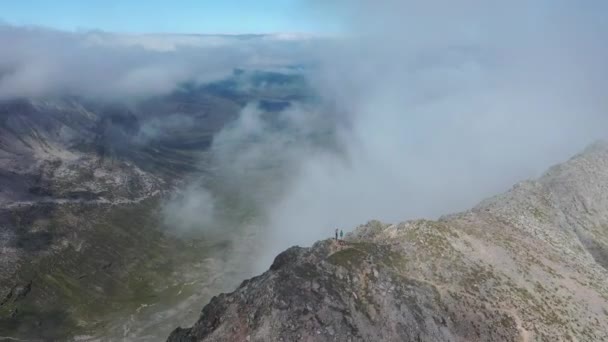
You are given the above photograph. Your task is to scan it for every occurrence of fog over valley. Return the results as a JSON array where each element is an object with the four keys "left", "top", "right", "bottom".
[{"left": 1, "top": 1, "right": 608, "bottom": 341}]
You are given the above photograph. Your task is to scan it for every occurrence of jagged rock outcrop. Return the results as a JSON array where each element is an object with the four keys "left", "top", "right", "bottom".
[{"left": 168, "top": 143, "right": 608, "bottom": 341}]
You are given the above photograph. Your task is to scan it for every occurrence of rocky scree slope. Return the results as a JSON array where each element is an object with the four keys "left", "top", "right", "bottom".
[
  {"left": 0, "top": 99, "right": 164, "bottom": 208},
  {"left": 168, "top": 143, "right": 608, "bottom": 342}
]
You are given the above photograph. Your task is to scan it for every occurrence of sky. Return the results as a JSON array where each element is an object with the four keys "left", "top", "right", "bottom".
[{"left": 0, "top": 0, "right": 337, "bottom": 34}]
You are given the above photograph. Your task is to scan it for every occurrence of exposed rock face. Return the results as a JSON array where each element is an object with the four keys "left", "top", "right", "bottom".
[
  {"left": 0, "top": 99, "right": 165, "bottom": 208},
  {"left": 168, "top": 143, "right": 608, "bottom": 341}
]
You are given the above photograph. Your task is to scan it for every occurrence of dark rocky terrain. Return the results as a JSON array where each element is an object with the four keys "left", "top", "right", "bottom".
[{"left": 168, "top": 143, "right": 608, "bottom": 342}]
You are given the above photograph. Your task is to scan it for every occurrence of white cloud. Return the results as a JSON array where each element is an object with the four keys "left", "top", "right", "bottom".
[
  {"left": 3, "top": 3, "right": 607, "bottom": 274},
  {"left": 0, "top": 25, "right": 316, "bottom": 99},
  {"left": 246, "top": 0, "right": 608, "bottom": 269}
]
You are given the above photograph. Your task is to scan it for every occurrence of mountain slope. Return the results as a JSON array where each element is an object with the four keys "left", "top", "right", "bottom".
[
  {"left": 168, "top": 143, "right": 608, "bottom": 342},
  {"left": 0, "top": 68, "right": 315, "bottom": 340},
  {"left": 0, "top": 95, "right": 228, "bottom": 340}
]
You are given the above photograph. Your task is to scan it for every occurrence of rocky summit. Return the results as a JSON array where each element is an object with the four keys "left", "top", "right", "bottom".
[{"left": 168, "top": 143, "right": 608, "bottom": 342}]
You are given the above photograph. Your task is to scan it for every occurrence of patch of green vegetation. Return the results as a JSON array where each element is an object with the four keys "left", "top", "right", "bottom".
[
  {"left": 0, "top": 306, "right": 81, "bottom": 341},
  {"left": 381, "top": 250, "right": 409, "bottom": 270},
  {"left": 531, "top": 207, "right": 548, "bottom": 221},
  {"left": 512, "top": 286, "right": 534, "bottom": 303},
  {"left": 499, "top": 315, "right": 516, "bottom": 329},
  {"left": 327, "top": 248, "right": 369, "bottom": 268},
  {"left": 1, "top": 198, "right": 215, "bottom": 340},
  {"left": 327, "top": 242, "right": 409, "bottom": 273},
  {"left": 460, "top": 266, "right": 499, "bottom": 290},
  {"left": 509, "top": 284, "right": 568, "bottom": 327},
  {"left": 361, "top": 220, "right": 388, "bottom": 239},
  {"left": 495, "top": 233, "right": 516, "bottom": 253},
  {"left": 431, "top": 221, "right": 460, "bottom": 239},
  {"left": 402, "top": 221, "right": 459, "bottom": 259},
  {"left": 534, "top": 282, "right": 547, "bottom": 294}
]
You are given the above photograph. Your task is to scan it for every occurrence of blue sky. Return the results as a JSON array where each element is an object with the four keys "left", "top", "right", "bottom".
[{"left": 0, "top": 0, "right": 338, "bottom": 34}]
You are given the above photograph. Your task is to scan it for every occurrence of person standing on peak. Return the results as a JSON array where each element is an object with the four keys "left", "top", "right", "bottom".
[
  {"left": 335, "top": 228, "right": 339, "bottom": 240},
  {"left": 340, "top": 229, "right": 344, "bottom": 240}
]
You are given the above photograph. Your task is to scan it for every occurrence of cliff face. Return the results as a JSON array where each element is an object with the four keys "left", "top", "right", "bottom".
[{"left": 168, "top": 143, "right": 608, "bottom": 342}]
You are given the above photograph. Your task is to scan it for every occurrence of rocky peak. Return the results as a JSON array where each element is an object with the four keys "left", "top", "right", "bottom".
[{"left": 168, "top": 143, "right": 608, "bottom": 341}]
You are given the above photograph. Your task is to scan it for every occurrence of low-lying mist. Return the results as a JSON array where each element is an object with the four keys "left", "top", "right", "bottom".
[
  {"left": 0, "top": 26, "right": 318, "bottom": 100},
  {"left": 163, "top": 1, "right": 608, "bottom": 273}
]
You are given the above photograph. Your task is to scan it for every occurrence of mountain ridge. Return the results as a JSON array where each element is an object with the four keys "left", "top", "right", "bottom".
[{"left": 168, "top": 142, "right": 608, "bottom": 341}]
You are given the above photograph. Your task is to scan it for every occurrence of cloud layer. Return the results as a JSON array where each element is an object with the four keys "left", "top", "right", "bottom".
[
  {"left": 0, "top": 26, "right": 317, "bottom": 99},
  {"left": 246, "top": 0, "right": 608, "bottom": 268},
  {"left": 154, "top": 1, "right": 608, "bottom": 272},
  {"left": 2, "top": 1, "right": 608, "bottom": 274}
]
